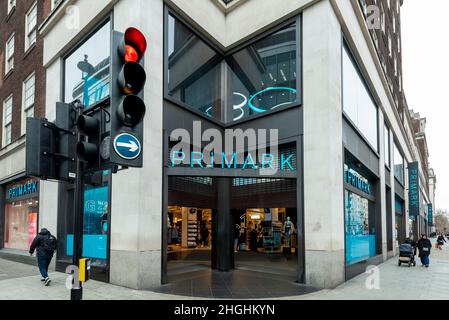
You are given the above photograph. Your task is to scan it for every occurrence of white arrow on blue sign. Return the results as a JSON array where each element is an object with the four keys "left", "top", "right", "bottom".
[{"left": 113, "top": 133, "right": 142, "bottom": 160}]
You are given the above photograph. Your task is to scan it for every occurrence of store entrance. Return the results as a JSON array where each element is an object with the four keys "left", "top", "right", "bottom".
[
  {"left": 165, "top": 176, "right": 300, "bottom": 282},
  {"left": 166, "top": 177, "right": 217, "bottom": 280},
  {"left": 167, "top": 206, "right": 213, "bottom": 276},
  {"left": 232, "top": 208, "right": 298, "bottom": 277}
]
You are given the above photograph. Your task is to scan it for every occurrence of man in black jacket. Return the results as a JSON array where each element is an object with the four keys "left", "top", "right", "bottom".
[
  {"left": 29, "top": 228, "right": 57, "bottom": 286},
  {"left": 417, "top": 234, "right": 432, "bottom": 268}
]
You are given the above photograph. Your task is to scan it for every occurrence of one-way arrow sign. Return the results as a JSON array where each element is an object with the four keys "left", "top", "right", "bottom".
[
  {"left": 113, "top": 133, "right": 142, "bottom": 160},
  {"left": 117, "top": 140, "right": 139, "bottom": 153}
]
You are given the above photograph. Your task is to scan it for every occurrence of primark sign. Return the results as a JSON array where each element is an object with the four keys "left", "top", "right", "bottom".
[
  {"left": 170, "top": 121, "right": 295, "bottom": 176},
  {"left": 344, "top": 168, "right": 371, "bottom": 195},
  {"left": 408, "top": 162, "right": 420, "bottom": 219},
  {"left": 7, "top": 180, "right": 39, "bottom": 200}
]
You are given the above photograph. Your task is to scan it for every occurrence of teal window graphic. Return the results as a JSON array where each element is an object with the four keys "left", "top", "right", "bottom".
[
  {"left": 345, "top": 190, "right": 376, "bottom": 265},
  {"left": 67, "top": 185, "right": 108, "bottom": 260}
]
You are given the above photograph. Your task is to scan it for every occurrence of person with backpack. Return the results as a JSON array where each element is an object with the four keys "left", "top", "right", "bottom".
[{"left": 29, "top": 228, "right": 57, "bottom": 286}]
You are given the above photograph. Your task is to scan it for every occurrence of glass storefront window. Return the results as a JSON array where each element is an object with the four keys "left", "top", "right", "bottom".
[
  {"left": 344, "top": 164, "right": 371, "bottom": 195},
  {"left": 393, "top": 142, "right": 404, "bottom": 185},
  {"left": 345, "top": 190, "right": 376, "bottom": 265},
  {"left": 343, "top": 45, "right": 378, "bottom": 151},
  {"left": 395, "top": 196, "right": 405, "bottom": 242},
  {"left": 66, "top": 170, "right": 110, "bottom": 268},
  {"left": 166, "top": 14, "right": 300, "bottom": 124},
  {"left": 227, "top": 23, "right": 297, "bottom": 122},
  {"left": 4, "top": 198, "right": 39, "bottom": 251},
  {"left": 167, "top": 14, "right": 222, "bottom": 120},
  {"left": 64, "top": 21, "right": 111, "bottom": 108}
]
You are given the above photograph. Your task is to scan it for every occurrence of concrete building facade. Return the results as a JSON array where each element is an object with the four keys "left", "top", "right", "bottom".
[{"left": 0, "top": 0, "right": 436, "bottom": 294}]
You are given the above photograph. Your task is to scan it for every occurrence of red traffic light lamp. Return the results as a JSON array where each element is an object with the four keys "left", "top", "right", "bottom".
[{"left": 118, "top": 27, "right": 147, "bottom": 63}]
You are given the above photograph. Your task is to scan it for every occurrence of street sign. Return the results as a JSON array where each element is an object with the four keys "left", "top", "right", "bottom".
[{"left": 113, "top": 133, "right": 142, "bottom": 160}]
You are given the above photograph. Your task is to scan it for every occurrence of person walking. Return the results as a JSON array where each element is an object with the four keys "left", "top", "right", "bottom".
[
  {"left": 417, "top": 234, "right": 432, "bottom": 268},
  {"left": 436, "top": 234, "right": 446, "bottom": 250},
  {"left": 29, "top": 228, "right": 57, "bottom": 286},
  {"left": 234, "top": 225, "right": 240, "bottom": 253}
]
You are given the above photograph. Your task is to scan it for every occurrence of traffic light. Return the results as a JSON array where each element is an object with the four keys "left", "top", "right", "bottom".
[
  {"left": 76, "top": 113, "right": 101, "bottom": 169},
  {"left": 26, "top": 118, "right": 58, "bottom": 180},
  {"left": 109, "top": 27, "right": 147, "bottom": 168},
  {"left": 26, "top": 103, "right": 77, "bottom": 182}
]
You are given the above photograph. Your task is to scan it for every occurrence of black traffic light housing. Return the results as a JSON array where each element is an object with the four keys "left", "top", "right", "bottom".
[
  {"left": 26, "top": 102, "right": 77, "bottom": 182},
  {"left": 109, "top": 27, "right": 147, "bottom": 168},
  {"left": 26, "top": 118, "right": 58, "bottom": 180},
  {"left": 76, "top": 114, "right": 100, "bottom": 163}
]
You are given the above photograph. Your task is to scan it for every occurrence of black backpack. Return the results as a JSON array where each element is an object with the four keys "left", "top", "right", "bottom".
[{"left": 43, "top": 234, "right": 57, "bottom": 253}]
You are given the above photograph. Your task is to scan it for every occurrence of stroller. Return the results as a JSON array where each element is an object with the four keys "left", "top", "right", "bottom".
[{"left": 398, "top": 243, "right": 416, "bottom": 267}]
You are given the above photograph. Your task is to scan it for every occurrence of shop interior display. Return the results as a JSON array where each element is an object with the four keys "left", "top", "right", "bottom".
[
  {"left": 167, "top": 206, "right": 212, "bottom": 251},
  {"left": 239, "top": 208, "right": 297, "bottom": 255},
  {"left": 4, "top": 199, "right": 39, "bottom": 251},
  {"left": 187, "top": 208, "right": 198, "bottom": 248}
]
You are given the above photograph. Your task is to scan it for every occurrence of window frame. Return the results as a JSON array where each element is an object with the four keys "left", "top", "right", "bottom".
[
  {"left": 393, "top": 140, "right": 405, "bottom": 186},
  {"left": 61, "top": 16, "right": 112, "bottom": 110},
  {"left": 7, "top": 0, "right": 16, "bottom": 15},
  {"left": 3, "top": 95, "right": 13, "bottom": 148},
  {"left": 163, "top": 6, "right": 302, "bottom": 128},
  {"left": 22, "top": 72, "right": 36, "bottom": 134},
  {"left": 25, "top": 2, "right": 38, "bottom": 52},
  {"left": 5, "top": 33, "right": 15, "bottom": 75},
  {"left": 51, "top": 0, "right": 63, "bottom": 11},
  {"left": 342, "top": 41, "right": 379, "bottom": 154}
]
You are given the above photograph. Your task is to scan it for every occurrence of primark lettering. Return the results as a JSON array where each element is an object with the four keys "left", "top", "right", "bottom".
[
  {"left": 345, "top": 169, "right": 371, "bottom": 194},
  {"left": 7, "top": 181, "right": 38, "bottom": 200},
  {"left": 169, "top": 121, "right": 295, "bottom": 173}
]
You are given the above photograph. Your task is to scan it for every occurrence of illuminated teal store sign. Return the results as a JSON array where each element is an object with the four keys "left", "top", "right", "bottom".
[
  {"left": 171, "top": 151, "right": 295, "bottom": 171},
  {"left": 7, "top": 181, "right": 39, "bottom": 200},
  {"left": 344, "top": 169, "right": 371, "bottom": 195}
]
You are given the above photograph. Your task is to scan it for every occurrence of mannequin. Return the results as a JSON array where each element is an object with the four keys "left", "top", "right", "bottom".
[{"left": 283, "top": 217, "right": 295, "bottom": 247}]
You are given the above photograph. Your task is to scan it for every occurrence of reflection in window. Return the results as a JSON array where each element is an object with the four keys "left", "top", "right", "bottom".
[
  {"left": 166, "top": 15, "right": 299, "bottom": 123},
  {"left": 343, "top": 45, "right": 378, "bottom": 151},
  {"left": 345, "top": 190, "right": 376, "bottom": 265},
  {"left": 64, "top": 21, "right": 111, "bottom": 108},
  {"left": 228, "top": 23, "right": 297, "bottom": 121},
  {"left": 167, "top": 15, "right": 222, "bottom": 120},
  {"left": 393, "top": 142, "right": 404, "bottom": 185}
]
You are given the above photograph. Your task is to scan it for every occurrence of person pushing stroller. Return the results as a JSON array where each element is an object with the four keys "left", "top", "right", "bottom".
[{"left": 398, "top": 237, "right": 417, "bottom": 267}]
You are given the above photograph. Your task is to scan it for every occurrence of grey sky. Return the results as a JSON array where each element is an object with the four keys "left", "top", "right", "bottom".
[{"left": 401, "top": 0, "right": 449, "bottom": 211}]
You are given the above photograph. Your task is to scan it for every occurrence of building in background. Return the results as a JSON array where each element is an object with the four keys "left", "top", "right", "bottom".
[
  {"left": 428, "top": 168, "right": 437, "bottom": 233},
  {"left": 0, "top": 0, "right": 437, "bottom": 295},
  {"left": 0, "top": 0, "right": 62, "bottom": 258},
  {"left": 410, "top": 110, "right": 434, "bottom": 235}
]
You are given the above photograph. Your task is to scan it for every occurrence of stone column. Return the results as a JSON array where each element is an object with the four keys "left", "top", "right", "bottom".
[
  {"left": 109, "top": 0, "right": 164, "bottom": 290},
  {"left": 215, "top": 178, "right": 232, "bottom": 271},
  {"left": 378, "top": 112, "right": 388, "bottom": 261},
  {"left": 302, "top": 0, "right": 345, "bottom": 289}
]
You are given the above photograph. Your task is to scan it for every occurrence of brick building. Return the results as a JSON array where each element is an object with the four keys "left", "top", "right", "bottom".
[
  {"left": 0, "top": 0, "right": 61, "bottom": 256},
  {"left": 0, "top": 0, "right": 59, "bottom": 148}
]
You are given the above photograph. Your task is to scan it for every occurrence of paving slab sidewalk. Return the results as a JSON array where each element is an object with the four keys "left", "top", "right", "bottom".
[{"left": 0, "top": 242, "right": 448, "bottom": 300}]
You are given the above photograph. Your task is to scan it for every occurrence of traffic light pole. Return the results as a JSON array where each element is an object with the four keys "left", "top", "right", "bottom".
[{"left": 71, "top": 102, "right": 84, "bottom": 301}]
